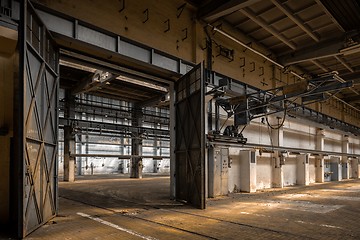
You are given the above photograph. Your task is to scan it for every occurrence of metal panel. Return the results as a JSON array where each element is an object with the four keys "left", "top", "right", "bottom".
[
  {"left": 175, "top": 63, "right": 205, "bottom": 209},
  {"left": 77, "top": 24, "right": 116, "bottom": 51},
  {"left": 19, "top": 2, "right": 59, "bottom": 237}
]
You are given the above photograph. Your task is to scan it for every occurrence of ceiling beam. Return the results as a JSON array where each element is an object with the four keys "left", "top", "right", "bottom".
[
  {"left": 311, "top": 60, "right": 329, "bottom": 72},
  {"left": 239, "top": 8, "right": 297, "bottom": 50},
  {"left": 270, "top": 0, "right": 320, "bottom": 42},
  {"left": 334, "top": 56, "right": 354, "bottom": 73},
  {"left": 198, "top": 0, "right": 261, "bottom": 22},
  {"left": 279, "top": 37, "right": 346, "bottom": 65},
  {"left": 314, "top": 0, "right": 345, "bottom": 33}
]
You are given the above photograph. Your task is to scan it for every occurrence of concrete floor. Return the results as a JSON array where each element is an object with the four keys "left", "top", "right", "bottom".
[{"left": 17, "top": 175, "right": 360, "bottom": 239}]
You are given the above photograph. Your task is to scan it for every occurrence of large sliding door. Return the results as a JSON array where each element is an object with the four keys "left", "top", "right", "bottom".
[
  {"left": 175, "top": 63, "right": 205, "bottom": 209},
  {"left": 16, "top": 1, "right": 59, "bottom": 237}
]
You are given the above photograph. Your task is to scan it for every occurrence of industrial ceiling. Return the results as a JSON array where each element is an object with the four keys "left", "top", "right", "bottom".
[{"left": 192, "top": 0, "right": 360, "bottom": 110}]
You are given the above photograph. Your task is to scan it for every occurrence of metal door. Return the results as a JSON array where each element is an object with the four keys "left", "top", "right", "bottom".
[
  {"left": 175, "top": 63, "right": 205, "bottom": 209},
  {"left": 18, "top": 1, "right": 59, "bottom": 237}
]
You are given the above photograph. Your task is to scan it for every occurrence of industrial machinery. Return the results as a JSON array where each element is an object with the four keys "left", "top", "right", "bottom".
[{"left": 206, "top": 72, "right": 353, "bottom": 144}]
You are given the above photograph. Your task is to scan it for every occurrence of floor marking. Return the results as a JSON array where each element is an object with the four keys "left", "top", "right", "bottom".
[
  {"left": 320, "top": 189, "right": 360, "bottom": 193},
  {"left": 258, "top": 200, "right": 343, "bottom": 213},
  {"left": 295, "top": 220, "right": 342, "bottom": 229},
  {"left": 240, "top": 211, "right": 268, "bottom": 217},
  {"left": 279, "top": 193, "right": 360, "bottom": 202},
  {"left": 77, "top": 212, "right": 158, "bottom": 240}
]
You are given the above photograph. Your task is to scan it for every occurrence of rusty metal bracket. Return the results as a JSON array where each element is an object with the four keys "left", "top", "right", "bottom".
[
  {"left": 177, "top": 3, "right": 187, "bottom": 18},
  {"left": 119, "top": 0, "right": 125, "bottom": 13},
  {"left": 259, "top": 66, "right": 264, "bottom": 76},
  {"left": 239, "top": 57, "right": 245, "bottom": 68},
  {"left": 182, "top": 28, "right": 188, "bottom": 41},
  {"left": 250, "top": 62, "right": 255, "bottom": 72},
  {"left": 143, "top": 8, "right": 149, "bottom": 23},
  {"left": 164, "top": 19, "right": 170, "bottom": 33}
]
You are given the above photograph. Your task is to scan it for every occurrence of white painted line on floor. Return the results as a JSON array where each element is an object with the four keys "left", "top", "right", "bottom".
[
  {"left": 279, "top": 193, "right": 360, "bottom": 202},
  {"left": 240, "top": 211, "right": 268, "bottom": 217},
  {"left": 258, "top": 200, "right": 343, "bottom": 213},
  {"left": 295, "top": 220, "right": 342, "bottom": 229},
  {"left": 320, "top": 189, "right": 360, "bottom": 193},
  {"left": 77, "top": 212, "right": 158, "bottom": 240}
]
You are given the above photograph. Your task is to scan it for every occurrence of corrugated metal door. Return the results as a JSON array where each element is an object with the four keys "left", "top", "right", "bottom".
[
  {"left": 21, "top": 1, "right": 59, "bottom": 237},
  {"left": 175, "top": 63, "right": 205, "bottom": 209}
]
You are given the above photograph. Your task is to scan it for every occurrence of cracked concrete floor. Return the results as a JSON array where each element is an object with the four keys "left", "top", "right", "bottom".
[{"left": 22, "top": 175, "right": 360, "bottom": 240}]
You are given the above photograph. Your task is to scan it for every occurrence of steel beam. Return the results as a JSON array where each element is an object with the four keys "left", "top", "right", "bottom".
[
  {"left": 279, "top": 37, "right": 346, "bottom": 65},
  {"left": 59, "top": 118, "right": 169, "bottom": 137}
]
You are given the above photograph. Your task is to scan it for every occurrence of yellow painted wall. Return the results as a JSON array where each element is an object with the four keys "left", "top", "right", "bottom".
[{"left": 0, "top": 53, "right": 14, "bottom": 224}]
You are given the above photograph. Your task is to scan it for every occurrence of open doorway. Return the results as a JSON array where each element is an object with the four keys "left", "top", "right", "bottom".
[{"left": 57, "top": 50, "right": 175, "bottom": 209}]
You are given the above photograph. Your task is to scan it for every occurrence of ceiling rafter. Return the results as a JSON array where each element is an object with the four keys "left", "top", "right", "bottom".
[
  {"left": 311, "top": 60, "right": 329, "bottom": 72},
  {"left": 334, "top": 56, "right": 354, "bottom": 73},
  {"left": 314, "top": 0, "right": 345, "bottom": 33},
  {"left": 239, "top": 8, "right": 296, "bottom": 50},
  {"left": 270, "top": 0, "right": 319, "bottom": 42}
]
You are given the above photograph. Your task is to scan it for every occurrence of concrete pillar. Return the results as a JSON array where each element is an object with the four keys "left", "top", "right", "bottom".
[
  {"left": 342, "top": 135, "right": 350, "bottom": 179},
  {"left": 63, "top": 126, "right": 75, "bottom": 182},
  {"left": 351, "top": 159, "right": 360, "bottom": 178},
  {"left": 315, "top": 128, "right": 325, "bottom": 183},
  {"left": 130, "top": 105, "right": 143, "bottom": 179},
  {"left": 240, "top": 150, "right": 257, "bottom": 193},
  {"left": 271, "top": 121, "right": 284, "bottom": 188},
  {"left": 63, "top": 90, "right": 76, "bottom": 182},
  {"left": 297, "top": 154, "right": 310, "bottom": 185}
]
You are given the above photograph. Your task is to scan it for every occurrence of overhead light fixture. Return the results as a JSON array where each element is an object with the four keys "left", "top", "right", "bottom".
[{"left": 339, "top": 44, "right": 360, "bottom": 56}]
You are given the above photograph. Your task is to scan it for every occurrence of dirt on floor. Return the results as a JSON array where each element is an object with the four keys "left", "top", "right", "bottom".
[{"left": 10, "top": 175, "right": 360, "bottom": 239}]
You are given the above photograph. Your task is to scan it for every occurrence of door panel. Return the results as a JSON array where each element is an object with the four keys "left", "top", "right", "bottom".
[
  {"left": 20, "top": 1, "right": 59, "bottom": 237},
  {"left": 175, "top": 63, "right": 205, "bottom": 209}
]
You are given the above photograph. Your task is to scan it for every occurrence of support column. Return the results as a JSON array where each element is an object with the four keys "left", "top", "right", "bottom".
[
  {"left": 63, "top": 90, "right": 76, "bottom": 182},
  {"left": 342, "top": 135, "right": 350, "bottom": 179},
  {"left": 240, "top": 150, "right": 257, "bottom": 193},
  {"left": 169, "top": 82, "right": 176, "bottom": 199},
  {"left": 297, "top": 154, "right": 310, "bottom": 185},
  {"left": 271, "top": 120, "right": 284, "bottom": 188},
  {"left": 130, "top": 105, "right": 143, "bottom": 179},
  {"left": 315, "top": 128, "right": 325, "bottom": 183}
]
